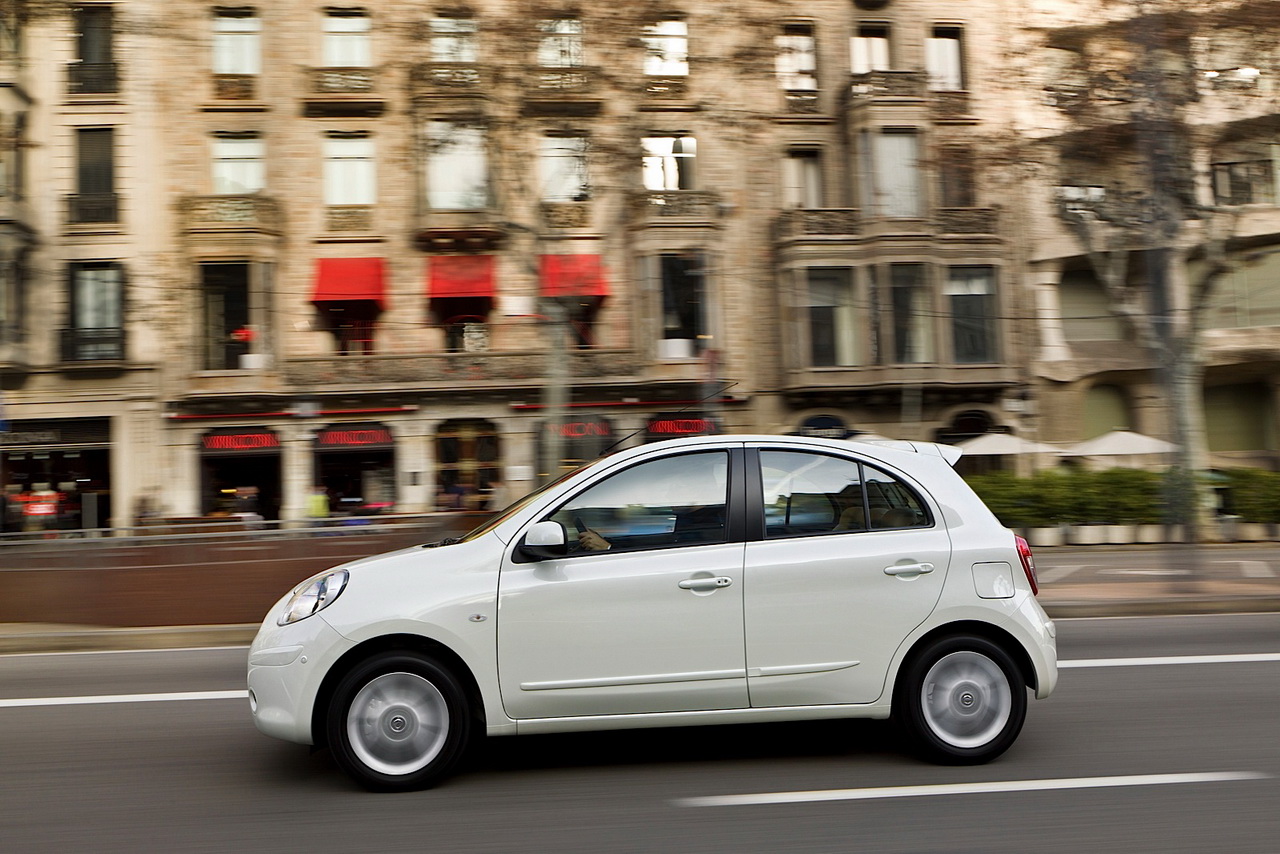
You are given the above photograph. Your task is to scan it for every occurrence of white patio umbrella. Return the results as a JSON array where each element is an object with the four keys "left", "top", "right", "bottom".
[
  {"left": 1065, "top": 429, "right": 1178, "bottom": 456},
  {"left": 955, "top": 432, "right": 1062, "bottom": 456}
]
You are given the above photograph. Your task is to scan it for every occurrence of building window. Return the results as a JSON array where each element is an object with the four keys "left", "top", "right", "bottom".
[
  {"left": 890, "top": 263, "right": 933, "bottom": 363},
  {"left": 425, "top": 121, "right": 488, "bottom": 210},
  {"left": 211, "top": 134, "right": 264, "bottom": 194},
  {"left": 319, "top": 301, "right": 378, "bottom": 356},
  {"left": 0, "top": 256, "right": 22, "bottom": 342},
  {"left": 861, "top": 128, "right": 922, "bottom": 217},
  {"left": 70, "top": 127, "right": 117, "bottom": 223},
  {"left": 807, "top": 267, "right": 857, "bottom": 367},
  {"left": 539, "top": 134, "right": 589, "bottom": 202},
  {"left": 642, "top": 135, "right": 696, "bottom": 191},
  {"left": 69, "top": 5, "right": 117, "bottom": 94},
  {"left": 783, "top": 148, "right": 823, "bottom": 208},
  {"left": 429, "top": 15, "right": 477, "bottom": 63},
  {"left": 946, "top": 265, "right": 997, "bottom": 363},
  {"left": 775, "top": 23, "right": 817, "bottom": 91},
  {"left": 324, "top": 134, "right": 375, "bottom": 205},
  {"left": 200, "top": 262, "right": 253, "bottom": 370},
  {"left": 642, "top": 19, "right": 687, "bottom": 76},
  {"left": 322, "top": 8, "right": 371, "bottom": 68},
  {"left": 213, "top": 8, "right": 261, "bottom": 75},
  {"left": 1212, "top": 159, "right": 1275, "bottom": 205},
  {"left": 65, "top": 262, "right": 124, "bottom": 361},
  {"left": 939, "top": 146, "right": 976, "bottom": 207},
  {"left": 926, "top": 26, "right": 964, "bottom": 91},
  {"left": 658, "top": 251, "right": 706, "bottom": 357},
  {"left": 537, "top": 17, "right": 583, "bottom": 68},
  {"left": 850, "top": 24, "right": 890, "bottom": 74}
]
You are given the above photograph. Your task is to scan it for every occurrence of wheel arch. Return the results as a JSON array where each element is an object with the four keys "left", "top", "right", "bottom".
[
  {"left": 310, "top": 633, "right": 487, "bottom": 749},
  {"left": 893, "top": 620, "right": 1038, "bottom": 702}
]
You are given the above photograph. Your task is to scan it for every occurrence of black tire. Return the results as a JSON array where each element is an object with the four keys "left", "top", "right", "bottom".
[
  {"left": 326, "top": 651, "right": 472, "bottom": 791},
  {"left": 894, "top": 635, "right": 1027, "bottom": 765}
]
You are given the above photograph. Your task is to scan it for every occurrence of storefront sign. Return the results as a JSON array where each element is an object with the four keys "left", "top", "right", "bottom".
[
  {"left": 0, "top": 430, "right": 61, "bottom": 446},
  {"left": 646, "top": 413, "right": 718, "bottom": 438},
  {"left": 797, "top": 415, "right": 851, "bottom": 440},
  {"left": 316, "top": 423, "right": 394, "bottom": 450},
  {"left": 0, "top": 418, "right": 111, "bottom": 448},
  {"left": 201, "top": 428, "right": 281, "bottom": 455},
  {"left": 543, "top": 420, "right": 613, "bottom": 438}
]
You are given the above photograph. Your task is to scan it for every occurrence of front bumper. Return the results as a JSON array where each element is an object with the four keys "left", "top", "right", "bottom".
[{"left": 247, "top": 613, "right": 353, "bottom": 744}]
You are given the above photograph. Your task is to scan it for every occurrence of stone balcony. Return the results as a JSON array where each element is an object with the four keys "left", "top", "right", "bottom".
[
  {"left": 523, "top": 66, "right": 604, "bottom": 116},
  {"left": 935, "top": 207, "right": 999, "bottom": 234},
  {"left": 849, "top": 70, "right": 927, "bottom": 101},
  {"left": 774, "top": 208, "right": 862, "bottom": 243},
  {"left": 302, "top": 67, "right": 385, "bottom": 117},
  {"left": 410, "top": 62, "right": 492, "bottom": 100},
  {"left": 181, "top": 195, "right": 283, "bottom": 235},
  {"left": 630, "top": 191, "right": 723, "bottom": 227}
]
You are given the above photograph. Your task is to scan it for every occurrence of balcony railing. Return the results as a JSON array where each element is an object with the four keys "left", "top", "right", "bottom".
[
  {"left": 67, "top": 62, "right": 119, "bottom": 95},
  {"left": 774, "top": 208, "right": 862, "bottom": 241},
  {"left": 540, "top": 202, "right": 590, "bottom": 229},
  {"left": 309, "top": 67, "right": 376, "bottom": 94},
  {"left": 60, "top": 327, "right": 124, "bottom": 362},
  {"left": 930, "top": 90, "right": 971, "bottom": 118},
  {"left": 213, "top": 74, "right": 257, "bottom": 100},
  {"left": 326, "top": 205, "right": 373, "bottom": 232},
  {"left": 645, "top": 76, "right": 688, "bottom": 98},
  {"left": 850, "top": 70, "right": 926, "bottom": 99},
  {"left": 784, "top": 90, "right": 821, "bottom": 113},
  {"left": 631, "top": 190, "right": 721, "bottom": 222},
  {"left": 283, "top": 349, "right": 639, "bottom": 388},
  {"left": 181, "top": 195, "right": 283, "bottom": 233},
  {"left": 936, "top": 207, "right": 998, "bottom": 234},
  {"left": 66, "top": 193, "right": 119, "bottom": 224},
  {"left": 410, "top": 62, "right": 489, "bottom": 97}
]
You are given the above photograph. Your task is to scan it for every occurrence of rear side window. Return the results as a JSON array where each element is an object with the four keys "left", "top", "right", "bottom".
[{"left": 760, "top": 450, "right": 930, "bottom": 539}]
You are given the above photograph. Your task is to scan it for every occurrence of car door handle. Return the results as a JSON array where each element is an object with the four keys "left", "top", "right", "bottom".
[
  {"left": 884, "top": 562, "right": 934, "bottom": 577},
  {"left": 678, "top": 576, "right": 733, "bottom": 591}
]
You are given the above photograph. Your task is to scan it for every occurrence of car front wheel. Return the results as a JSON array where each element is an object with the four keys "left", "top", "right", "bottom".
[
  {"left": 327, "top": 651, "right": 471, "bottom": 791},
  {"left": 896, "top": 635, "right": 1027, "bottom": 764}
]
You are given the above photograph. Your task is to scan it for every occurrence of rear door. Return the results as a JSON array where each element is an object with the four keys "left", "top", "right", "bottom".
[{"left": 742, "top": 446, "right": 951, "bottom": 706}]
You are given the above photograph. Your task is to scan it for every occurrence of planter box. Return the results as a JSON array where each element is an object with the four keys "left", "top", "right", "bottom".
[
  {"left": 1103, "top": 524, "right": 1136, "bottom": 545},
  {"left": 1134, "top": 524, "right": 1166, "bottom": 544},
  {"left": 1068, "top": 525, "right": 1108, "bottom": 545},
  {"left": 1024, "top": 526, "right": 1064, "bottom": 547}
]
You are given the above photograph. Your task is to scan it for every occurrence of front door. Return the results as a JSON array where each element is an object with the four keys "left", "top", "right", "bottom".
[{"left": 497, "top": 449, "right": 748, "bottom": 719}]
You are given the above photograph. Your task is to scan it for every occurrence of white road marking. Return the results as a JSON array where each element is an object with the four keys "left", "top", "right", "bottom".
[
  {"left": 1037, "top": 564, "right": 1083, "bottom": 583},
  {"left": 1238, "top": 561, "right": 1275, "bottom": 578},
  {"left": 1097, "top": 568, "right": 1191, "bottom": 576},
  {"left": 1061, "top": 652, "right": 1280, "bottom": 668},
  {"left": 676, "top": 771, "right": 1270, "bottom": 808},
  {"left": 0, "top": 690, "right": 247, "bottom": 709}
]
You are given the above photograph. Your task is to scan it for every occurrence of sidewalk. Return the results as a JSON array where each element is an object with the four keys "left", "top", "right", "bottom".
[{"left": 3, "top": 572, "right": 1279, "bottom": 654}]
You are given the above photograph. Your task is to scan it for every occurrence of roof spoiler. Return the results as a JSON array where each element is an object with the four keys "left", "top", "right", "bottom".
[{"left": 855, "top": 439, "right": 964, "bottom": 467}]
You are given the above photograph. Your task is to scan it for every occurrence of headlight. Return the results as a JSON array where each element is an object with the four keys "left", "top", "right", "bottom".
[{"left": 278, "top": 569, "right": 349, "bottom": 626}]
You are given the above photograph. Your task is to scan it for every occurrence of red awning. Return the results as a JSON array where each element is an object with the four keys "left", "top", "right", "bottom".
[
  {"left": 540, "top": 254, "right": 609, "bottom": 298},
  {"left": 428, "top": 255, "right": 495, "bottom": 299},
  {"left": 312, "top": 258, "right": 387, "bottom": 309}
]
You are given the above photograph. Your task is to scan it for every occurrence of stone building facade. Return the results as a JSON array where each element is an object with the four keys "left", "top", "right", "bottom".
[{"left": 3, "top": 0, "right": 1273, "bottom": 528}]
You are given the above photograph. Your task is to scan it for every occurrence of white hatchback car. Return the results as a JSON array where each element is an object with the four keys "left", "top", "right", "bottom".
[{"left": 248, "top": 435, "right": 1057, "bottom": 790}]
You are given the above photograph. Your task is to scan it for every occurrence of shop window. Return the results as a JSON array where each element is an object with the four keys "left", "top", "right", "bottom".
[
  {"left": 807, "top": 267, "right": 857, "bottom": 367},
  {"left": 213, "top": 8, "right": 261, "bottom": 75},
  {"left": 435, "top": 419, "right": 500, "bottom": 511},
  {"left": 537, "top": 17, "right": 583, "bottom": 68},
  {"left": 63, "top": 261, "right": 124, "bottom": 361},
  {"left": 70, "top": 127, "right": 117, "bottom": 223},
  {"left": 926, "top": 26, "right": 965, "bottom": 91},
  {"left": 642, "top": 19, "right": 687, "bottom": 76},
  {"left": 322, "top": 8, "right": 371, "bottom": 68},
  {"left": 783, "top": 148, "right": 823, "bottom": 209},
  {"left": 69, "top": 5, "right": 117, "bottom": 94},
  {"left": 539, "top": 134, "right": 589, "bottom": 202},
  {"left": 430, "top": 15, "right": 477, "bottom": 63},
  {"left": 946, "top": 265, "right": 997, "bottom": 364},
  {"left": 775, "top": 23, "right": 817, "bottom": 91},
  {"left": 425, "top": 120, "right": 489, "bottom": 210},
  {"left": 642, "top": 134, "right": 696, "bottom": 191},
  {"left": 850, "top": 23, "right": 890, "bottom": 74},
  {"left": 657, "top": 251, "right": 706, "bottom": 358},
  {"left": 889, "top": 263, "right": 933, "bottom": 363},
  {"left": 212, "top": 133, "right": 264, "bottom": 194},
  {"left": 537, "top": 417, "right": 614, "bottom": 480}
]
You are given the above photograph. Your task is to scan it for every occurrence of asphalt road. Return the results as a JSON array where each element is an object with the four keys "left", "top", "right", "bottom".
[{"left": 1, "top": 614, "right": 1278, "bottom": 853}]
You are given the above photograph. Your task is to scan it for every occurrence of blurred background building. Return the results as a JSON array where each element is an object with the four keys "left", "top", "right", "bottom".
[{"left": 0, "top": 0, "right": 1277, "bottom": 529}]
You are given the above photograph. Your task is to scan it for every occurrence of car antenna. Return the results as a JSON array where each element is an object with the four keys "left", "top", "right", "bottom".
[{"left": 599, "top": 382, "right": 739, "bottom": 456}]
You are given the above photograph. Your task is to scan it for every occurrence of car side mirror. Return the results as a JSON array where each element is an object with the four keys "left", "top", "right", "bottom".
[{"left": 517, "top": 520, "right": 570, "bottom": 561}]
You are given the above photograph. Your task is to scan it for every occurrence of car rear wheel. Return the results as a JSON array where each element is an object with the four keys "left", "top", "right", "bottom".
[
  {"left": 896, "top": 635, "right": 1026, "bottom": 764},
  {"left": 327, "top": 651, "right": 471, "bottom": 791}
]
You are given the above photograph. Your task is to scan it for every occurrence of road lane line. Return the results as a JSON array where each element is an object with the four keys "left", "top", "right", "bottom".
[
  {"left": 676, "top": 771, "right": 1270, "bottom": 808},
  {"left": 0, "top": 690, "right": 247, "bottom": 709},
  {"left": 1239, "top": 560, "right": 1275, "bottom": 578},
  {"left": 1037, "top": 565, "right": 1083, "bottom": 583},
  {"left": 1061, "top": 652, "right": 1280, "bottom": 668}
]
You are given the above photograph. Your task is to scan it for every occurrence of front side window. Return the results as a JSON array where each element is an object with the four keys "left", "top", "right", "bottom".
[
  {"left": 545, "top": 451, "right": 729, "bottom": 551},
  {"left": 425, "top": 121, "right": 488, "bottom": 209},
  {"left": 807, "top": 267, "right": 857, "bottom": 367},
  {"left": 539, "top": 135, "right": 589, "bottom": 202},
  {"left": 213, "top": 9, "right": 261, "bottom": 75},
  {"left": 947, "top": 265, "right": 997, "bottom": 363},
  {"left": 537, "top": 18, "right": 583, "bottom": 68},
  {"left": 212, "top": 135, "right": 264, "bottom": 194},
  {"left": 926, "top": 26, "right": 964, "bottom": 91},
  {"left": 760, "top": 450, "right": 929, "bottom": 538},
  {"left": 851, "top": 24, "right": 890, "bottom": 74},
  {"left": 429, "top": 16, "right": 477, "bottom": 63},
  {"left": 324, "top": 135, "right": 375, "bottom": 205},
  {"left": 642, "top": 19, "right": 687, "bottom": 76},
  {"left": 323, "top": 9, "right": 371, "bottom": 67},
  {"left": 775, "top": 24, "right": 817, "bottom": 90},
  {"left": 890, "top": 262, "right": 933, "bottom": 363},
  {"left": 642, "top": 135, "right": 696, "bottom": 190}
]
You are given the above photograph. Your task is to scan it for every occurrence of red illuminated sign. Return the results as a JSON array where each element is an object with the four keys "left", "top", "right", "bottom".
[
  {"left": 317, "top": 427, "right": 394, "bottom": 447},
  {"left": 647, "top": 417, "right": 716, "bottom": 436},
  {"left": 202, "top": 432, "right": 280, "bottom": 451},
  {"left": 543, "top": 421, "right": 612, "bottom": 438}
]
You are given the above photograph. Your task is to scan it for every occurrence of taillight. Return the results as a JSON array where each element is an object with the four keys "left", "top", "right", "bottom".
[{"left": 1015, "top": 535, "right": 1039, "bottom": 595}]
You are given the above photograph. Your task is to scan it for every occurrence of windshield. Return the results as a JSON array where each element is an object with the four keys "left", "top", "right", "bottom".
[{"left": 455, "top": 459, "right": 599, "bottom": 542}]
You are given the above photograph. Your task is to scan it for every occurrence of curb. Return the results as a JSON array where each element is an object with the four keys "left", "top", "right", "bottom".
[
  {"left": 1041, "top": 597, "right": 1280, "bottom": 619},
  {"left": 0, "top": 624, "right": 259, "bottom": 655}
]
